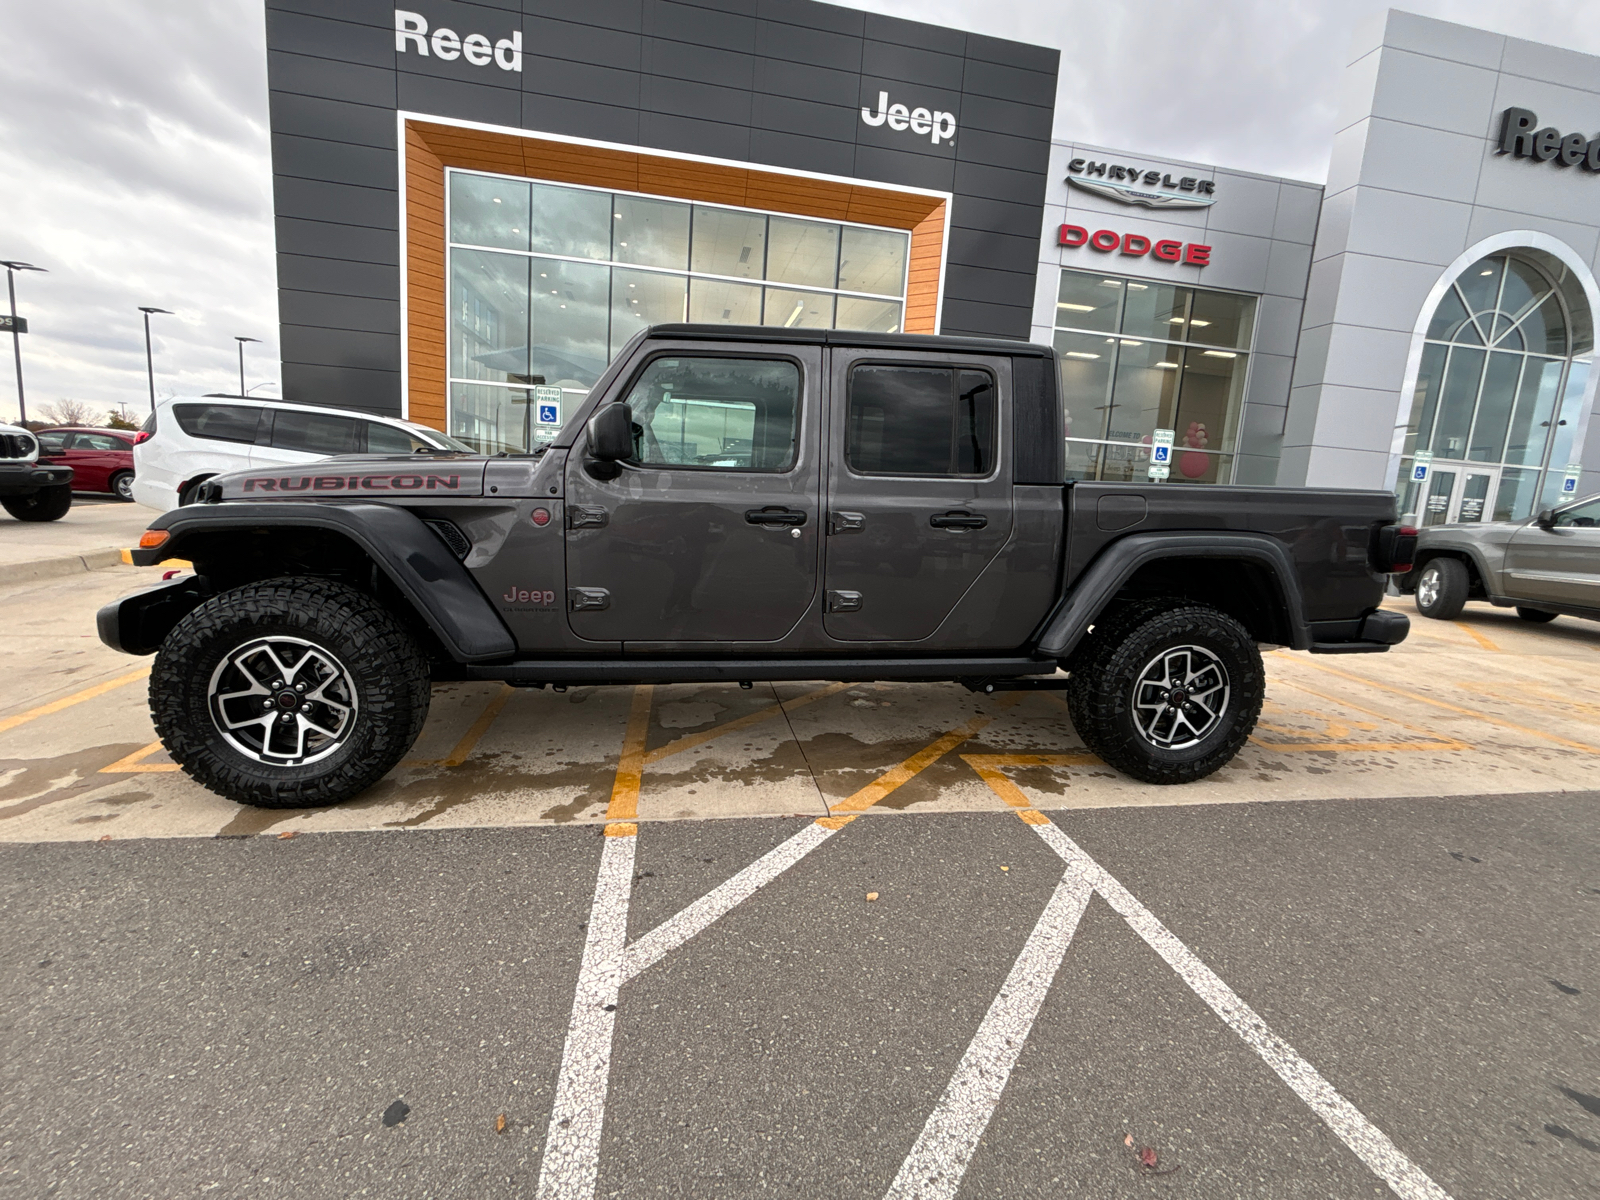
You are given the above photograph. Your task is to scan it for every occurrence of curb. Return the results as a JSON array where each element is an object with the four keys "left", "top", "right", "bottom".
[{"left": 5, "top": 547, "right": 130, "bottom": 585}]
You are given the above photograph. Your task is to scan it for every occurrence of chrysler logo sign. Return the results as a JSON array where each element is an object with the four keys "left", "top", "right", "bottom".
[{"left": 1066, "top": 158, "right": 1216, "bottom": 209}]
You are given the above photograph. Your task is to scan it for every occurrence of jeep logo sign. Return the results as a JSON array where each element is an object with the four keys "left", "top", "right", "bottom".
[
  {"left": 860, "top": 92, "right": 956, "bottom": 146},
  {"left": 395, "top": 9, "right": 522, "bottom": 71}
]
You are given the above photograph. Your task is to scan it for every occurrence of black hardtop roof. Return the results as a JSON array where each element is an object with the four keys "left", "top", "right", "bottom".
[{"left": 643, "top": 324, "right": 1052, "bottom": 357}]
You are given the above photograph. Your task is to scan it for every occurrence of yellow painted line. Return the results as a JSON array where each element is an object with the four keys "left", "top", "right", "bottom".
[
  {"left": 99, "top": 740, "right": 181, "bottom": 773},
  {"left": 961, "top": 753, "right": 1100, "bottom": 811},
  {"left": 642, "top": 681, "right": 851, "bottom": 765},
  {"left": 605, "top": 821, "right": 637, "bottom": 837},
  {"left": 1249, "top": 738, "right": 1469, "bottom": 753},
  {"left": 826, "top": 714, "right": 994, "bottom": 815},
  {"left": 1454, "top": 621, "right": 1500, "bottom": 652},
  {"left": 118, "top": 549, "right": 191, "bottom": 568},
  {"left": 1292, "top": 658, "right": 1600, "bottom": 755},
  {"left": 604, "top": 684, "right": 655, "bottom": 823},
  {"left": 438, "top": 683, "right": 514, "bottom": 767},
  {"left": 0, "top": 666, "right": 151, "bottom": 737}
]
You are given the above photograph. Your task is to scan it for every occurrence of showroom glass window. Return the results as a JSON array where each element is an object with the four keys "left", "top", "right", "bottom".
[
  {"left": 445, "top": 170, "right": 911, "bottom": 454},
  {"left": 1052, "top": 269, "right": 1256, "bottom": 484},
  {"left": 1395, "top": 253, "right": 1593, "bottom": 526}
]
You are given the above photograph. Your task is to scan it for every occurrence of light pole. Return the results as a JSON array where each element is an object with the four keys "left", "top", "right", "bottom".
[
  {"left": 138, "top": 307, "right": 172, "bottom": 414},
  {"left": 233, "top": 336, "right": 260, "bottom": 397},
  {"left": 2, "top": 261, "right": 47, "bottom": 424}
]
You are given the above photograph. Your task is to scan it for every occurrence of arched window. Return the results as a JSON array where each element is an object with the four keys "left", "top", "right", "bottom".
[{"left": 1400, "top": 253, "right": 1591, "bottom": 525}]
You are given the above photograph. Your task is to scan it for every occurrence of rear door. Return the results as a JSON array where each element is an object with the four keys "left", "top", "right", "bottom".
[
  {"left": 66, "top": 431, "right": 130, "bottom": 492},
  {"left": 1505, "top": 495, "right": 1600, "bottom": 607},
  {"left": 563, "top": 345, "right": 823, "bottom": 644},
  {"left": 823, "top": 351, "right": 1013, "bottom": 641}
]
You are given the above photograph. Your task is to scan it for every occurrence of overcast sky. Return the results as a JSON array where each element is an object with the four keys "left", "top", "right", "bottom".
[{"left": 3, "top": 0, "right": 1599, "bottom": 425}]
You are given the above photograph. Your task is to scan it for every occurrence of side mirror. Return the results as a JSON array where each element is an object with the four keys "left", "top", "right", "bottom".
[
  {"left": 584, "top": 404, "right": 633, "bottom": 479},
  {"left": 1536, "top": 508, "right": 1556, "bottom": 530}
]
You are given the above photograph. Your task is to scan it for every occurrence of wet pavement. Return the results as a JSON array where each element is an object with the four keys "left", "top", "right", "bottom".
[{"left": 2, "top": 564, "right": 1598, "bottom": 1197}]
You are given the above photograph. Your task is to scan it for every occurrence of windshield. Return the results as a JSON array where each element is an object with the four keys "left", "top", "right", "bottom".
[{"left": 416, "top": 427, "right": 476, "bottom": 453}]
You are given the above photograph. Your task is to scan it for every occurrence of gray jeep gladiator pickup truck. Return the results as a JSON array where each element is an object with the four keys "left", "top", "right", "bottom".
[{"left": 98, "top": 325, "right": 1414, "bottom": 808}]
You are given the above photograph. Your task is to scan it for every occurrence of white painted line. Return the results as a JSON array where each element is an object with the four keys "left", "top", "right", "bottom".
[
  {"left": 1026, "top": 820, "right": 1452, "bottom": 1200},
  {"left": 622, "top": 820, "right": 838, "bottom": 982},
  {"left": 536, "top": 831, "right": 637, "bottom": 1200},
  {"left": 883, "top": 869, "right": 1093, "bottom": 1200}
]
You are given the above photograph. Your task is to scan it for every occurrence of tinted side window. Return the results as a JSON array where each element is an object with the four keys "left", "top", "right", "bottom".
[
  {"left": 621, "top": 357, "right": 800, "bottom": 471},
  {"left": 76, "top": 433, "right": 125, "bottom": 451},
  {"left": 37, "top": 432, "right": 67, "bottom": 453},
  {"left": 846, "top": 365, "right": 995, "bottom": 476},
  {"left": 1556, "top": 498, "right": 1600, "bottom": 527},
  {"left": 173, "top": 403, "right": 261, "bottom": 445},
  {"left": 366, "top": 422, "right": 429, "bottom": 454},
  {"left": 271, "top": 409, "right": 360, "bottom": 456}
]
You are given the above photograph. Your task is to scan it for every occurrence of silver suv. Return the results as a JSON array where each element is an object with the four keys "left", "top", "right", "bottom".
[{"left": 1401, "top": 492, "right": 1600, "bottom": 624}]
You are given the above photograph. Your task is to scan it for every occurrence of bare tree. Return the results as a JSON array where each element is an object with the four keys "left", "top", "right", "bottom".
[{"left": 39, "top": 399, "right": 100, "bottom": 427}]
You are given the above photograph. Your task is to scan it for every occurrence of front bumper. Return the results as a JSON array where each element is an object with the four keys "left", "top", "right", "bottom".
[{"left": 0, "top": 462, "right": 73, "bottom": 496}]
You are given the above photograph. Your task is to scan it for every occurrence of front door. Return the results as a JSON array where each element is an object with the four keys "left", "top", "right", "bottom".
[
  {"left": 564, "top": 347, "right": 822, "bottom": 644},
  {"left": 823, "top": 351, "right": 1014, "bottom": 642},
  {"left": 1505, "top": 494, "right": 1600, "bottom": 608},
  {"left": 1452, "top": 469, "right": 1496, "bottom": 523}
]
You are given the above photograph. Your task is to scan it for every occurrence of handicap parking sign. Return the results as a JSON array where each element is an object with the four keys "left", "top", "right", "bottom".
[
  {"left": 532, "top": 385, "right": 563, "bottom": 426},
  {"left": 1150, "top": 428, "right": 1174, "bottom": 466},
  {"left": 1410, "top": 451, "right": 1432, "bottom": 483},
  {"left": 1561, "top": 465, "right": 1581, "bottom": 495}
]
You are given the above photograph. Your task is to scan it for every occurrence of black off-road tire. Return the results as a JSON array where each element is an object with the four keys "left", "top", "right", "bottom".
[
  {"left": 2, "top": 483, "right": 72, "bottom": 521},
  {"left": 1066, "top": 601, "right": 1265, "bottom": 785},
  {"left": 1516, "top": 607, "right": 1558, "bottom": 623},
  {"left": 110, "top": 470, "right": 135, "bottom": 501},
  {"left": 151, "top": 577, "right": 431, "bottom": 808},
  {"left": 1413, "top": 557, "right": 1469, "bottom": 620}
]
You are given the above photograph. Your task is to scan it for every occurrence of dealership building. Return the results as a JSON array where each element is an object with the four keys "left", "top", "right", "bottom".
[{"left": 264, "top": 3, "right": 1600, "bottom": 523}]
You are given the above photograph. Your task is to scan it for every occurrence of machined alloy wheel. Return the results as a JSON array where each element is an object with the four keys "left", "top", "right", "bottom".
[
  {"left": 112, "top": 471, "right": 135, "bottom": 501},
  {"left": 208, "top": 635, "right": 359, "bottom": 766},
  {"left": 152, "top": 576, "right": 430, "bottom": 808},
  {"left": 1066, "top": 600, "right": 1264, "bottom": 785},
  {"left": 1415, "top": 565, "right": 1442, "bottom": 610},
  {"left": 1131, "top": 644, "right": 1231, "bottom": 751}
]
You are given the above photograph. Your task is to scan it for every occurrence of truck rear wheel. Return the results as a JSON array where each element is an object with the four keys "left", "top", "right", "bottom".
[
  {"left": 1067, "top": 602, "right": 1264, "bottom": 785},
  {"left": 2, "top": 483, "right": 72, "bottom": 521},
  {"left": 151, "top": 577, "right": 430, "bottom": 808}
]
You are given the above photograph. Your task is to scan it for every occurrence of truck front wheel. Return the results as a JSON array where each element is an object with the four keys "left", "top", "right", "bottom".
[
  {"left": 151, "top": 577, "right": 431, "bottom": 808},
  {"left": 1067, "top": 603, "right": 1264, "bottom": 785}
]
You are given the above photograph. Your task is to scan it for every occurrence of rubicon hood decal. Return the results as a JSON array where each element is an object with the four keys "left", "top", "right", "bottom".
[
  {"left": 214, "top": 461, "right": 488, "bottom": 499},
  {"left": 1068, "top": 177, "right": 1216, "bottom": 209}
]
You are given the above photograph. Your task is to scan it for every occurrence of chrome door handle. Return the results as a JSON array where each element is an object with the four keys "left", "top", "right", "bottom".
[{"left": 930, "top": 510, "right": 987, "bottom": 530}]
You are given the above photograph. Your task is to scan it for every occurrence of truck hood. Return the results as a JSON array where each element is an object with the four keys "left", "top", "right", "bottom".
[{"left": 209, "top": 454, "right": 490, "bottom": 500}]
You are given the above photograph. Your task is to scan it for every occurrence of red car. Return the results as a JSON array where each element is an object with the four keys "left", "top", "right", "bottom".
[{"left": 36, "top": 427, "right": 137, "bottom": 501}]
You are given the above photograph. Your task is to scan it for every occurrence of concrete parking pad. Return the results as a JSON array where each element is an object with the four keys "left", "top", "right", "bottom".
[{"left": 2, "top": 568, "right": 1598, "bottom": 844}]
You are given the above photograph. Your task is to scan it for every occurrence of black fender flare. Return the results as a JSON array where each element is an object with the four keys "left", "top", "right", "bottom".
[
  {"left": 127, "top": 502, "right": 516, "bottom": 661},
  {"left": 1032, "top": 531, "right": 1312, "bottom": 660}
]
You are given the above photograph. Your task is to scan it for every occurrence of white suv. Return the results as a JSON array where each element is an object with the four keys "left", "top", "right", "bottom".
[{"left": 132, "top": 396, "right": 473, "bottom": 511}]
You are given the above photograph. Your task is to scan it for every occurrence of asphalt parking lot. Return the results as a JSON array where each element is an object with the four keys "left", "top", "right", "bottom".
[{"left": 3, "top": 563, "right": 1599, "bottom": 1198}]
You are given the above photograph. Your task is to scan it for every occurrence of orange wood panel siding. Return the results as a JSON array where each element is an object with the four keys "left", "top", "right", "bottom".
[{"left": 403, "top": 121, "right": 946, "bottom": 430}]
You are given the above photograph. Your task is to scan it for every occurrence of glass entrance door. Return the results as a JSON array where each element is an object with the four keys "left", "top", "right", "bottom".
[
  {"left": 1452, "top": 469, "right": 1496, "bottom": 523},
  {"left": 1421, "top": 469, "right": 1457, "bottom": 526}
]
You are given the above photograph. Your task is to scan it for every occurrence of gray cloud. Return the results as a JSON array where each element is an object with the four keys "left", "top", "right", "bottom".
[{"left": 6, "top": 1, "right": 1600, "bottom": 425}]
